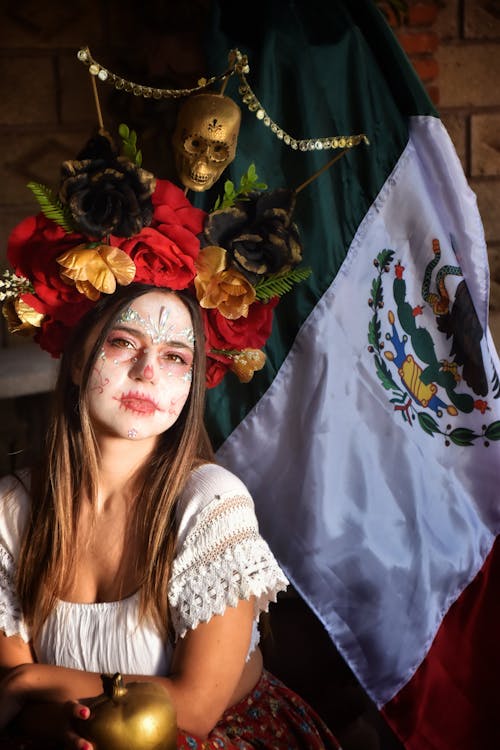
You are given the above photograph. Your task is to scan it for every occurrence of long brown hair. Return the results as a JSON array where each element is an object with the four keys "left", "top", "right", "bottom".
[{"left": 16, "top": 283, "right": 214, "bottom": 640}]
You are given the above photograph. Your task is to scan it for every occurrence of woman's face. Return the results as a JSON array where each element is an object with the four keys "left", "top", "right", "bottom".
[{"left": 81, "top": 291, "right": 195, "bottom": 442}]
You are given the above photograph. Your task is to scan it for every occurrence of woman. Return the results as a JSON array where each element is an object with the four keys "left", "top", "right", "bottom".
[{"left": 0, "top": 282, "right": 340, "bottom": 749}]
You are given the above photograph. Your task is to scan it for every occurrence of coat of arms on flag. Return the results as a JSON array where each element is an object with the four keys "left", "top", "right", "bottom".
[{"left": 368, "top": 241, "right": 500, "bottom": 444}]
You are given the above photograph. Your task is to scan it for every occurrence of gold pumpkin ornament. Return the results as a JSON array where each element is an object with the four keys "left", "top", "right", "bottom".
[{"left": 73, "top": 672, "right": 177, "bottom": 750}]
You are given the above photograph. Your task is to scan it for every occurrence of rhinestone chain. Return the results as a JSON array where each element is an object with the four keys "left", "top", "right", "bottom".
[
  {"left": 77, "top": 46, "right": 232, "bottom": 99},
  {"left": 230, "top": 49, "right": 369, "bottom": 151},
  {"left": 77, "top": 47, "right": 369, "bottom": 152}
]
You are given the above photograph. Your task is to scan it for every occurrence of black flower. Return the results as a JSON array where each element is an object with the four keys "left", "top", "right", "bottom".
[
  {"left": 58, "top": 132, "right": 156, "bottom": 239},
  {"left": 201, "top": 188, "right": 303, "bottom": 283}
]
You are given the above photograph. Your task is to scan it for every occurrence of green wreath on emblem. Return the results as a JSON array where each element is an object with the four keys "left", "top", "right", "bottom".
[{"left": 367, "top": 248, "right": 500, "bottom": 447}]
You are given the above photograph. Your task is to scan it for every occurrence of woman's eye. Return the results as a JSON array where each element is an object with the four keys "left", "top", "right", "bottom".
[
  {"left": 109, "top": 337, "right": 135, "bottom": 349},
  {"left": 162, "top": 352, "right": 186, "bottom": 364}
]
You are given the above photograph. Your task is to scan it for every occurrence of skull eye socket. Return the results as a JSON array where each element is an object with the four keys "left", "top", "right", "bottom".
[
  {"left": 207, "top": 142, "right": 230, "bottom": 163},
  {"left": 183, "top": 136, "right": 206, "bottom": 155}
]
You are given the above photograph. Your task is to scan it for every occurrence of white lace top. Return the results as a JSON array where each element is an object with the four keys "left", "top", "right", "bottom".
[{"left": 0, "top": 463, "right": 289, "bottom": 676}]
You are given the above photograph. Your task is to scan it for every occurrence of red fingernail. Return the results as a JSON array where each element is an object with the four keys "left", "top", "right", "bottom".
[
  {"left": 79, "top": 707, "right": 90, "bottom": 718},
  {"left": 81, "top": 743, "right": 91, "bottom": 750}
]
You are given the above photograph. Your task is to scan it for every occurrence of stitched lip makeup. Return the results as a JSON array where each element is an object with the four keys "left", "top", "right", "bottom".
[{"left": 115, "top": 391, "right": 164, "bottom": 416}]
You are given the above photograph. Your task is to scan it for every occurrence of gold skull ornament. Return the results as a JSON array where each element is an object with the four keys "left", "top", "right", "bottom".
[{"left": 172, "top": 93, "right": 241, "bottom": 192}]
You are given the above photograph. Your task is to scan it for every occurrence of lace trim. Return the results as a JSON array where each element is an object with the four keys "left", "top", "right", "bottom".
[
  {"left": 0, "top": 543, "right": 29, "bottom": 642},
  {"left": 169, "top": 493, "right": 288, "bottom": 638}
]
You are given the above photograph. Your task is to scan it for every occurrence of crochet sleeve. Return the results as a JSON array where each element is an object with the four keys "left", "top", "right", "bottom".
[
  {"left": 0, "top": 473, "right": 31, "bottom": 642},
  {"left": 168, "top": 466, "right": 289, "bottom": 639}
]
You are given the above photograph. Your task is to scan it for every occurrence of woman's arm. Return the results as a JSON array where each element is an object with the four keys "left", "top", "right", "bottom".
[
  {"left": 0, "top": 630, "right": 100, "bottom": 743},
  {"left": 166, "top": 595, "right": 259, "bottom": 737},
  {"left": 0, "top": 596, "right": 258, "bottom": 742}
]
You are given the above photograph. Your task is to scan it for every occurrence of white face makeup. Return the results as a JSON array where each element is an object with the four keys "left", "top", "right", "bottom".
[{"left": 86, "top": 291, "right": 195, "bottom": 442}]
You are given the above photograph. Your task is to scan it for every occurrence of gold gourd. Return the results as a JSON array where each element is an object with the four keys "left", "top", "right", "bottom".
[{"left": 74, "top": 672, "right": 177, "bottom": 750}]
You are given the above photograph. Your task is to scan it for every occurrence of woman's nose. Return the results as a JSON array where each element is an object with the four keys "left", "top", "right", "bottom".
[{"left": 130, "top": 349, "right": 157, "bottom": 383}]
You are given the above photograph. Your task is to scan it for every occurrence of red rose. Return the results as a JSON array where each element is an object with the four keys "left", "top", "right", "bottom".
[
  {"left": 203, "top": 297, "right": 278, "bottom": 353},
  {"left": 205, "top": 357, "right": 230, "bottom": 389},
  {"left": 118, "top": 226, "right": 197, "bottom": 289},
  {"left": 7, "top": 214, "right": 93, "bottom": 324},
  {"left": 152, "top": 180, "right": 206, "bottom": 266},
  {"left": 152, "top": 179, "right": 206, "bottom": 239}
]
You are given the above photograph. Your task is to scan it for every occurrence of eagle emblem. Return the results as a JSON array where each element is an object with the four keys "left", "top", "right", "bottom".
[{"left": 367, "top": 240, "right": 500, "bottom": 446}]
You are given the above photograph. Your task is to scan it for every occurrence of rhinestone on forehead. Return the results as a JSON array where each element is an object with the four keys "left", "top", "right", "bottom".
[{"left": 117, "top": 306, "right": 195, "bottom": 345}]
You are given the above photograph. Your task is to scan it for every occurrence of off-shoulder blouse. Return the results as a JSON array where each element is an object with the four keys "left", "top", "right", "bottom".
[{"left": 0, "top": 463, "right": 288, "bottom": 676}]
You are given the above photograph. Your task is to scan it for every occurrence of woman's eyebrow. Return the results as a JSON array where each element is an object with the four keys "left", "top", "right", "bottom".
[
  {"left": 108, "top": 324, "right": 140, "bottom": 337},
  {"left": 109, "top": 325, "right": 194, "bottom": 350},
  {"left": 165, "top": 339, "right": 195, "bottom": 351}
]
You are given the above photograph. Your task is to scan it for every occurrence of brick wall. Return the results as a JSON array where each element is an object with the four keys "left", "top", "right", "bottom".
[
  {"left": 436, "top": 0, "right": 500, "bottom": 347},
  {"left": 0, "top": 0, "right": 209, "bottom": 277},
  {"left": 386, "top": 0, "right": 500, "bottom": 347}
]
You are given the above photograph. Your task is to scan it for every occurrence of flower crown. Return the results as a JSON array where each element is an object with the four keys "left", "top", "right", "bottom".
[{"left": 0, "top": 126, "right": 310, "bottom": 388}]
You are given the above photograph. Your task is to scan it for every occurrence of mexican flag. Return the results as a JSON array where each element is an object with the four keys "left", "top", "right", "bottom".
[{"left": 198, "top": 1, "right": 500, "bottom": 747}]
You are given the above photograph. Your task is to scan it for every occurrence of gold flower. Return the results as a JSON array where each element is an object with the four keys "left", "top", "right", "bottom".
[
  {"left": 194, "top": 246, "right": 256, "bottom": 320},
  {"left": 229, "top": 348, "right": 266, "bottom": 383},
  {"left": 2, "top": 298, "right": 44, "bottom": 334},
  {"left": 57, "top": 244, "right": 136, "bottom": 300}
]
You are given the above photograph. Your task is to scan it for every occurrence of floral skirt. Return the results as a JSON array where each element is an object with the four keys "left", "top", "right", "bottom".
[{"left": 177, "top": 669, "right": 340, "bottom": 749}]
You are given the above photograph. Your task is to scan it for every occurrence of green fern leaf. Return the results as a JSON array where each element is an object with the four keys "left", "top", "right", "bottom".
[
  {"left": 255, "top": 266, "right": 312, "bottom": 301},
  {"left": 213, "top": 164, "right": 268, "bottom": 211},
  {"left": 27, "top": 182, "right": 74, "bottom": 232},
  {"left": 119, "top": 122, "right": 142, "bottom": 166}
]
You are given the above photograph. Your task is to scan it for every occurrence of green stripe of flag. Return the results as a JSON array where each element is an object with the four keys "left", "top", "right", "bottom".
[{"left": 195, "top": 0, "right": 437, "bottom": 449}]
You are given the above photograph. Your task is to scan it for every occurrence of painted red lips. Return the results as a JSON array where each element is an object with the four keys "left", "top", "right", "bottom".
[{"left": 115, "top": 391, "right": 163, "bottom": 416}]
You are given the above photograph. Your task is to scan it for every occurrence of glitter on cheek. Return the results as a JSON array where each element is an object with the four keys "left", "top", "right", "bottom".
[
  {"left": 160, "top": 364, "right": 192, "bottom": 382},
  {"left": 128, "top": 428, "right": 138, "bottom": 439}
]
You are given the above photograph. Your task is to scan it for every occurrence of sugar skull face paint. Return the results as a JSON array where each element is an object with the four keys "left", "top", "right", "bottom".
[{"left": 86, "top": 291, "right": 194, "bottom": 442}]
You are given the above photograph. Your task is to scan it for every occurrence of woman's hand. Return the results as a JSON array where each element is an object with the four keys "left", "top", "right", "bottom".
[
  {"left": 0, "top": 663, "right": 30, "bottom": 728},
  {"left": 0, "top": 690, "right": 95, "bottom": 750},
  {"left": 0, "top": 662, "right": 97, "bottom": 748},
  {"left": 65, "top": 701, "right": 94, "bottom": 750}
]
